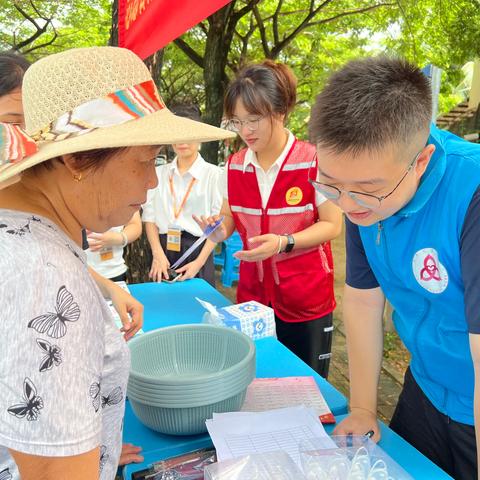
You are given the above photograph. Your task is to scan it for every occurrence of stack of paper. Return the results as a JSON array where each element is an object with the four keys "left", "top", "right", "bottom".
[
  {"left": 241, "top": 377, "right": 335, "bottom": 423},
  {"left": 206, "top": 405, "right": 336, "bottom": 467}
]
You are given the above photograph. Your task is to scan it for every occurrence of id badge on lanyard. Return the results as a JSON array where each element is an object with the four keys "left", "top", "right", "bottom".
[
  {"left": 99, "top": 246, "right": 114, "bottom": 261},
  {"left": 167, "top": 225, "right": 182, "bottom": 252},
  {"left": 168, "top": 174, "right": 196, "bottom": 252}
]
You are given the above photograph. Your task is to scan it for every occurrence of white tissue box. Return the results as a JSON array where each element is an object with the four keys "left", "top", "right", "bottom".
[{"left": 198, "top": 298, "right": 276, "bottom": 340}]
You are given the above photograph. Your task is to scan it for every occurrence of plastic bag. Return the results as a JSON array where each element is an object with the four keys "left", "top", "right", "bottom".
[
  {"left": 300, "top": 436, "right": 413, "bottom": 480},
  {"left": 204, "top": 451, "right": 306, "bottom": 480}
]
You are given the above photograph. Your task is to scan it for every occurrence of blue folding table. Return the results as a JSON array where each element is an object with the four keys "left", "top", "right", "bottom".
[{"left": 122, "top": 280, "right": 451, "bottom": 479}]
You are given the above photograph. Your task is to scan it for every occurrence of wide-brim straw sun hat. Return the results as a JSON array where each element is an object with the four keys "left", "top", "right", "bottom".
[{"left": 0, "top": 46, "right": 235, "bottom": 188}]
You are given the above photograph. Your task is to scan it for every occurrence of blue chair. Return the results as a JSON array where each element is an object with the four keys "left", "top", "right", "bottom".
[
  {"left": 221, "top": 231, "right": 242, "bottom": 287},
  {"left": 213, "top": 242, "right": 225, "bottom": 267}
]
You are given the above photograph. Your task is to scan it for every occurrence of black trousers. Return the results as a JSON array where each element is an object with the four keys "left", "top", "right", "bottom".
[
  {"left": 159, "top": 231, "right": 215, "bottom": 287},
  {"left": 390, "top": 367, "right": 477, "bottom": 479},
  {"left": 274, "top": 312, "right": 333, "bottom": 378},
  {"left": 109, "top": 272, "right": 127, "bottom": 283}
]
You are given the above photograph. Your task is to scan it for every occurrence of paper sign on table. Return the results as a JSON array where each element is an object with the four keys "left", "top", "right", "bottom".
[
  {"left": 241, "top": 376, "right": 335, "bottom": 424},
  {"left": 206, "top": 405, "right": 336, "bottom": 467}
]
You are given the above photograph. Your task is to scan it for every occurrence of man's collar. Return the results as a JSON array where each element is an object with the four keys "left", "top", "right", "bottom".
[{"left": 396, "top": 124, "right": 447, "bottom": 217}]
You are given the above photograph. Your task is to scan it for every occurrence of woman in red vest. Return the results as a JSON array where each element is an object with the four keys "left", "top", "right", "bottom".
[{"left": 199, "top": 60, "right": 342, "bottom": 377}]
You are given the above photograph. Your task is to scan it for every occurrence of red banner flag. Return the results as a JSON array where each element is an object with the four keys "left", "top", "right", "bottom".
[{"left": 118, "top": 0, "right": 233, "bottom": 59}]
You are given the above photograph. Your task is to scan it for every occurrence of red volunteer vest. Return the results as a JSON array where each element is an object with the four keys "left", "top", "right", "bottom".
[{"left": 228, "top": 139, "right": 335, "bottom": 322}]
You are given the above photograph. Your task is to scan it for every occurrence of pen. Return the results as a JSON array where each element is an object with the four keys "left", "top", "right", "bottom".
[{"left": 364, "top": 430, "right": 374, "bottom": 438}]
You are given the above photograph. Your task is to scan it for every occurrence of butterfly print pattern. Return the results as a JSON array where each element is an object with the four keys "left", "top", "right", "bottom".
[
  {"left": 65, "top": 242, "right": 86, "bottom": 264},
  {"left": 0, "top": 221, "right": 31, "bottom": 236},
  {"left": 36, "top": 338, "right": 62, "bottom": 372},
  {"left": 101, "top": 386, "right": 123, "bottom": 409},
  {"left": 0, "top": 468, "right": 12, "bottom": 480},
  {"left": 7, "top": 377, "right": 44, "bottom": 421},
  {"left": 99, "top": 445, "right": 109, "bottom": 472},
  {"left": 28, "top": 286, "right": 80, "bottom": 338},
  {"left": 90, "top": 382, "right": 101, "bottom": 412}
]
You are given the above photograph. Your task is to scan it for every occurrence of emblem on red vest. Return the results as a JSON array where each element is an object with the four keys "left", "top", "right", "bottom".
[{"left": 285, "top": 186, "right": 303, "bottom": 205}]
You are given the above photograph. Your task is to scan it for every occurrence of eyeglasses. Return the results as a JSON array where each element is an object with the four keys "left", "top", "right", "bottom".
[
  {"left": 227, "top": 117, "right": 263, "bottom": 132},
  {"left": 309, "top": 150, "right": 422, "bottom": 209}
]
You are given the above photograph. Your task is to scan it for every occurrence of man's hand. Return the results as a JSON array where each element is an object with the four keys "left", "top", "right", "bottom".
[{"left": 333, "top": 408, "right": 381, "bottom": 442}]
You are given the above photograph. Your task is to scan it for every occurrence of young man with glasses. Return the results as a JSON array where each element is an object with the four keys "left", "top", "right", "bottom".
[{"left": 309, "top": 56, "right": 480, "bottom": 478}]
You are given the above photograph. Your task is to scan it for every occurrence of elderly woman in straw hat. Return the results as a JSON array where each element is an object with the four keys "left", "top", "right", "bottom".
[
  {"left": 0, "top": 50, "right": 148, "bottom": 347},
  {"left": 0, "top": 47, "right": 233, "bottom": 480}
]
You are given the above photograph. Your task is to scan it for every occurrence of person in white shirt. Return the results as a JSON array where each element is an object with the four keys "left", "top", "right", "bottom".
[
  {"left": 85, "top": 212, "right": 142, "bottom": 282},
  {"left": 142, "top": 104, "right": 222, "bottom": 286}
]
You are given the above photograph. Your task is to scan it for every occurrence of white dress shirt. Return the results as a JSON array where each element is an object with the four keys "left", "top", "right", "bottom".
[
  {"left": 85, "top": 226, "right": 127, "bottom": 278},
  {"left": 142, "top": 153, "right": 222, "bottom": 237},
  {"left": 221, "top": 131, "right": 326, "bottom": 208}
]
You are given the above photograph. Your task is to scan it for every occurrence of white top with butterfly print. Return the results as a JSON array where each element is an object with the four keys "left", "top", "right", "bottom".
[{"left": 0, "top": 210, "right": 130, "bottom": 480}]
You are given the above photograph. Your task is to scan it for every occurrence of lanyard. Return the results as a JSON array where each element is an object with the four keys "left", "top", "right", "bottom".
[{"left": 169, "top": 175, "right": 196, "bottom": 220}]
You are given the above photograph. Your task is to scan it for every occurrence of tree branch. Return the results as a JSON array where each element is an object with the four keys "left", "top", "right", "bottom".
[
  {"left": 230, "top": 0, "right": 258, "bottom": 24},
  {"left": 306, "top": 3, "right": 396, "bottom": 28},
  {"left": 173, "top": 37, "right": 205, "bottom": 69},
  {"left": 272, "top": 0, "right": 284, "bottom": 45},
  {"left": 252, "top": 5, "right": 270, "bottom": 57},
  {"left": 14, "top": 2, "right": 41, "bottom": 29},
  {"left": 234, "top": 17, "right": 256, "bottom": 69},
  {"left": 394, "top": 0, "right": 418, "bottom": 61},
  {"left": 29, "top": 0, "right": 50, "bottom": 21},
  {"left": 13, "top": 1, "right": 55, "bottom": 51},
  {"left": 198, "top": 21, "right": 208, "bottom": 35},
  {"left": 21, "top": 30, "right": 58, "bottom": 54},
  {"left": 226, "top": 0, "right": 260, "bottom": 42},
  {"left": 268, "top": 0, "right": 335, "bottom": 58}
]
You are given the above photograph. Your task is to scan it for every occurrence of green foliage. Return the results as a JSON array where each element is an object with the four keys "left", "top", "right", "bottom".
[
  {"left": 1, "top": 0, "right": 478, "bottom": 128},
  {"left": 380, "top": 0, "right": 480, "bottom": 115},
  {"left": 0, "top": 0, "right": 111, "bottom": 60}
]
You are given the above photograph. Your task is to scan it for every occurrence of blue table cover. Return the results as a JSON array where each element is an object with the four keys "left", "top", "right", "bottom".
[{"left": 123, "top": 280, "right": 451, "bottom": 479}]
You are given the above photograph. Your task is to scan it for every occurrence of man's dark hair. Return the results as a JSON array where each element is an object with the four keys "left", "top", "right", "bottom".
[
  {"left": 0, "top": 51, "right": 30, "bottom": 97},
  {"left": 309, "top": 56, "right": 432, "bottom": 155},
  {"left": 169, "top": 103, "right": 202, "bottom": 122}
]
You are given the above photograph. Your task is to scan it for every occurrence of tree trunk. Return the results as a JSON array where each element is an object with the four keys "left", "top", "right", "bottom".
[
  {"left": 109, "top": 0, "right": 118, "bottom": 46},
  {"left": 201, "top": 7, "right": 233, "bottom": 165},
  {"left": 125, "top": 232, "right": 152, "bottom": 284},
  {"left": 144, "top": 49, "right": 165, "bottom": 89}
]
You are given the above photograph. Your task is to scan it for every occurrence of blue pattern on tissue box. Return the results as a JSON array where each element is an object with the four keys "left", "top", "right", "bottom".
[{"left": 217, "top": 301, "right": 276, "bottom": 340}]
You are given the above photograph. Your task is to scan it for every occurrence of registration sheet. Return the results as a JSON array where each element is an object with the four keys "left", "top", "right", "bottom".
[{"left": 206, "top": 405, "right": 335, "bottom": 466}]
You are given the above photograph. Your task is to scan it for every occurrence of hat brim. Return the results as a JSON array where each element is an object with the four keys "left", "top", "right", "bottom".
[{"left": 0, "top": 109, "right": 235, "bottom": 188}]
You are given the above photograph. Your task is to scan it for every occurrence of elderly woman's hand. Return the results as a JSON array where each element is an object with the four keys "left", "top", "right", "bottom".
[
  {"left": 109, "top": 282, "right": 144, "bottom": 341},
  {"left": 118, "top": 443, "right": 143, "bottom": 466}
]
